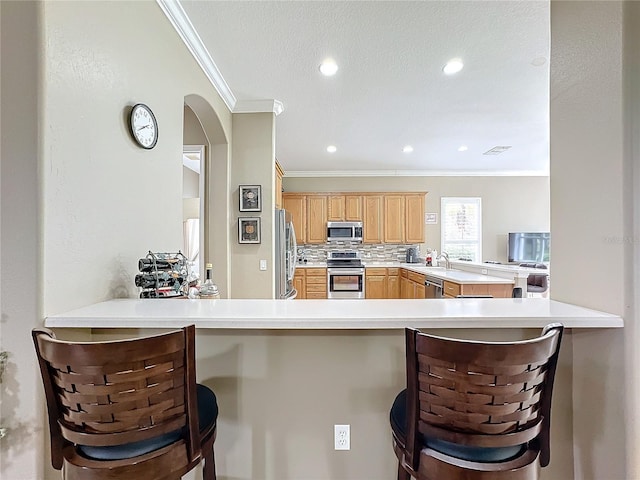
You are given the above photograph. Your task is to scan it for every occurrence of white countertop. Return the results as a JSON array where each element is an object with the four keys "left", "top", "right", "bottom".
[
  {"left": 297, "top": 262, "right": 514, "bottom": 284},
  {"left": 397, "top": 264, "right": 514, "bottom": 284},
  {"left": 44, "top": 298, "right": 622, "bottom": 330}
]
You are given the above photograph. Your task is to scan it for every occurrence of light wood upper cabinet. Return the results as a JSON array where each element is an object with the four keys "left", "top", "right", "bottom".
[
  {"left": 405, "top": 194, "right": 425, "bottom": 243},
  {"left": 327, "top": 195, "right": 345, "bottom": 221},
  {"left": 384, "top": 195, "right": 405, "bottom": 243},
  {"left": 363, "top": 195, "right": 383, "bottom": 243},
  {"left": 306, "top": 196, "right": 327, "bottom": 244},
  {"left": 275, "top": 161, "right": 284, "bottom": 210},
  {"left": 284, "top": 191, "right": 425, "bottom": 246},
  {"left": 328, "top": 194, "right": 362, "bottom": 221},
  {"left": 345, "top": 195, "right": 363, "bottom": 221},
  {"left": 282, "top": 194, "right": 306, "bottom": 244}
]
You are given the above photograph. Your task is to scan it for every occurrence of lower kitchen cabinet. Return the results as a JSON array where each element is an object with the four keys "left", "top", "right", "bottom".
[
  {"left": 295, "top": 267, "right": 327, "bottom": 299},
  {"left": 293, "top": 270, "right": 306, "bottom": 299},
  {"left": 365, "top": 268, "right": 387, "bottom": 299},
  {"left": 387, "top": 268, "right": 400, "bottom": 298},
  {"left": 365, "top": 267, "right": 402, "bottom": 299},
  {"left": 443, "top": 280, "right": 514, "bottom": 298},
  {"left": 400, "top": 269, "right": 425, "bottom": 299}
]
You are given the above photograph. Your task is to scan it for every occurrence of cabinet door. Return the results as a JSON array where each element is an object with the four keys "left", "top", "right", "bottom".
[
  {"left": 400, "top": 276, "right": 413, "bottom": 299},
  {"left": 405, "top": 194, "right": 425, "bottom": 243},
  {"left": 487, "top": 284, "right": 513, "bottom": 298},
  {"left": 365, "top": 275, "right": 386, "bottom": 299},
  {"left": 384, "top": 195, "right": 405, "bottom": 243},
  {"left": 327, "top": 195, "right": 345, "bottom": 221},
  {"left": 443, "top": 281, "right": 461, "bottom": 298},
  {"left": 415, "top": 282, "right": 425, "bottom": 299},
  {"left": 345, "top": 195, "right": 363, "bottom": 221},
  {"left": 282, "top": 194, "right": 306, "bottom": 244},
  {"left": 306, "top": 196, "right": 327, "bottom": 244},
  {"left": 275, "top": 162, "right": 284, "bottom": 209},
  {"left": 293, "top": 271, "right": 305, "bottom": 300},
  {"left": 305, "top": 268, "right": 327, "bottom": 299},
  {"left": 363, "top": 195, "right": 383, "bottom": 243},
  {"left": 387, "top": 274, "right": 400, "bottom": 299}
]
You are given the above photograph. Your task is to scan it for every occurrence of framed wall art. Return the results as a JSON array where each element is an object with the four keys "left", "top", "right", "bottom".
[
  {"left": 239, "top": 185, "right": 261, "bottom": 212},
  {"left": 238, "top": 217, "right": 261, "bottom": 244}
]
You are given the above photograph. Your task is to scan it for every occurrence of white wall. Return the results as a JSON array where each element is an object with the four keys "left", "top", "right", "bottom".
[
  {"left": 1, "top": 2, "right": 232, "bottom": 478},
  {"left": 626, "top": 3, "right": 640, "bottom": 478},
  {"left": 550, "top": 2, "right": 629, "bottom": 479},
  {"left": 230, "top": 113, "right": 276, "bottom": 298},
  {"left": 0, "top": 2, "right": 44, "bottom": 478},
  {"left": 41, "top": 1, "right": 227, "bottom": 315},
  {"left": 284, "top": 175, "right": 549, "bottom": 263}
]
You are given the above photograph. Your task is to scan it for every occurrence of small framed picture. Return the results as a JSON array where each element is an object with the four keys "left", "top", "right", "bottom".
[
  {"left": 425, "top": 213, "right": 438, "bottom": 225},
  {"left": 239, "top": 185, "right": 262, "bottom": 212},
  {"left": 238, "top": 217, "right": 261, "bottom": 244}
]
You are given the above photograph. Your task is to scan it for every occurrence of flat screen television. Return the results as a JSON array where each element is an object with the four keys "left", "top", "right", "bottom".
[{"left": 507, "top": 232, "right": 550, "bottom": 263}]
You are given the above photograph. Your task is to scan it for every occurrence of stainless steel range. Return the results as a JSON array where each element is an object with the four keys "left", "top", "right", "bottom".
[{"left": 327, "top": 250, "right": 365, "bottom": 299}]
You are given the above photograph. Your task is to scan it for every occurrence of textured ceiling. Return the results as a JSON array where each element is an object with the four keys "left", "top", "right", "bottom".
[{"left": 180, "top": 0, "right": 550, "bottom": 176}]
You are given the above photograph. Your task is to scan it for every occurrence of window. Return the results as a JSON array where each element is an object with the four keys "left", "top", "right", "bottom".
[{"left": 441, "top": 197, "right": 482, "bottom": 262}]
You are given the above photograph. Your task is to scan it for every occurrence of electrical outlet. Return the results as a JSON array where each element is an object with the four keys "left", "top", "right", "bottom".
[
  {"left": 481, "top": 268, "right": 488, "bottom": 275},
  {"left": 334, "top": 424, "right": 350, "bottom": 450}
]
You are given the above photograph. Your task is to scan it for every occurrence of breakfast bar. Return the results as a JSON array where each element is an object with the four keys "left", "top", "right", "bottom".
[
  {"left": 43, "top": 300, "right": 622, "bottom": 480},
  {"left": 45, "top": 298, "right": 621, "bottom": 330}
]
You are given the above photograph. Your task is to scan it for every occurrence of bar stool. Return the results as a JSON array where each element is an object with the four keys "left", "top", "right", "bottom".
[
  {"left": 390, "top": 324, "right": 563, "bottom": 480},
  {"left": 33, "top": 325, "right": 218, "bottom": 480}
]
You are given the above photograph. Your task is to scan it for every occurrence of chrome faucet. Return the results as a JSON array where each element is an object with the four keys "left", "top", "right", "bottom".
[{"left": 436, "top": 252, "right": 451, "bottom": 270}]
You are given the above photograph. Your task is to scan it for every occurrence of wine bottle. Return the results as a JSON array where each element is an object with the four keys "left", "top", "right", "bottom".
[
  {"left": 135, "top": 272, "right": 184, "bottom": 289},
  {"left": 138, "top": 258, "right": 177, "bottom": 272},
  {"left": 199, "top": 263, "right": 220, "bottom": 299}
]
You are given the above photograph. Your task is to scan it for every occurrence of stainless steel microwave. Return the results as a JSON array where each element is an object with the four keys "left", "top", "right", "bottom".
[{"left": 327, "top": 221, "right": 363, "bottom": 242}]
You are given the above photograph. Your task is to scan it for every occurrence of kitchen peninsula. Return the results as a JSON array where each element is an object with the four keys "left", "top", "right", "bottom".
[
  {"left": 44, "top": 298, "right": 621, "bottom": 480},
  {"left": 45, "top": 297, "right": 621, "bottom": 329}
]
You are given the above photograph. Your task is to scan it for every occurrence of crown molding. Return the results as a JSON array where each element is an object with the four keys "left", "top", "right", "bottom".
[
  {"left": 284, "top": 170, "right": 550, "bottom": 178},
  {"left": 157, "top": 0, "right": 284, "bottom": 116},
  {"left": 235, "top": 99, "right": 285, "bottom": 116},
  {"left": 156, "top": 0, "right": 236, "bottom": 111}
]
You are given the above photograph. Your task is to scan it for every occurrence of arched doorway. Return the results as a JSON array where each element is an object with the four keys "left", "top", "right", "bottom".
[{"left": 183, "top": 94, "right": 230, "bottom": 297}]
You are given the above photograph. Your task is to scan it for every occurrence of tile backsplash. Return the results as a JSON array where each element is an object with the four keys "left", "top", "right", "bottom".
[{"left": 297, "top": 243, "right": 422, "bottom": 263}]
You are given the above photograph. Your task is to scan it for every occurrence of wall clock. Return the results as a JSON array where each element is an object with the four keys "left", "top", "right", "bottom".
[{"left": 129, "top": 103, "right": 158, "bottom": 149}]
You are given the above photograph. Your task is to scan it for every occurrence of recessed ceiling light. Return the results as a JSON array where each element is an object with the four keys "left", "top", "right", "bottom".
[
  {"left": 443, "top": 58, "right": 464, "bottom": 75},
  {"left": 326, "top": 145, "right": 337, "bottom": 153},
  {"left": 483, "top": 146, "right": 512, "bottom": 155},
  {"left": 402, "top": 145, "right": 414, "bottom": 153},
  {"left": 531, "top": 56, "right": 547, "bottom": 67},
  {"left": 319, "top": 59, "right": 338, "bottom": 76},
  {"left": 458, "top": 145, "right": 468, "bottom": 152}
]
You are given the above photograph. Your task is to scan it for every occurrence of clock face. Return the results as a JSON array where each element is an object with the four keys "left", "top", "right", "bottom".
[{"left": 130, "top": 103, "right": 158, "bottom": 149}]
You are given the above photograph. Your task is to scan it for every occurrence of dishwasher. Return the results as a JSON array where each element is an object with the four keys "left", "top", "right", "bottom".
[{"left": 424, "top": 275, "right": 444, "bottom": 299}]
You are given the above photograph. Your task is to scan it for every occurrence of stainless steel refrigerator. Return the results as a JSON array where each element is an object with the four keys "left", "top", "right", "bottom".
[{"left": 275, "top": 208, "right": 298, "bottom": 299}]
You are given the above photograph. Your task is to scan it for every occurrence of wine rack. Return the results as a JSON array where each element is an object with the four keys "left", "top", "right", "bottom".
[{"left": 136, "top": 251, "right": 189, "bottom": 298}]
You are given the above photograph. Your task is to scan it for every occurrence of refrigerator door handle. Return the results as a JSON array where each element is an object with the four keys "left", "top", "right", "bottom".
[{"left": 288, "top": 221, "right": 297, "bottom": 281}]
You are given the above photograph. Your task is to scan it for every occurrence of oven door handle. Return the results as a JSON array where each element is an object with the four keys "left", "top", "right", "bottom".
[{"left": 327, "top": 268, "right": 365, "bottom": 275}]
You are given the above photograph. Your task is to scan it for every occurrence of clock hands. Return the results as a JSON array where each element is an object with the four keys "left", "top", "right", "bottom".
[{"left": 137, "top": 125, "right": 152, "bottom": 131}]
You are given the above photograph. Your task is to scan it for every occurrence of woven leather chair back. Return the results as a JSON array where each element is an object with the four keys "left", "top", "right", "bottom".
[
  {"left": 404, "top": 324, "right": 563, "bottom": 472},
  {"left": 33, "top": 326, "right": 200, "bottom": 478}
]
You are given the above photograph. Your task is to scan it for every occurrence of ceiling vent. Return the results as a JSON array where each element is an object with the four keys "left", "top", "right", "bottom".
[{"left": 483, "top": 146, "right": 512, "bottom": 155}]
